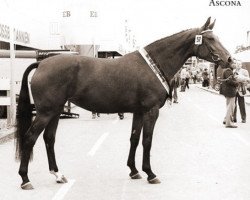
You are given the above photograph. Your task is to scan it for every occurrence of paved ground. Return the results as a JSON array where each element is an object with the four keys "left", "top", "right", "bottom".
[
  {"left": 1, "top": 84, "right": 250, "bottom": 200},
  {"left": 0, "top": 126, "right": 15, "bottom": 144}
]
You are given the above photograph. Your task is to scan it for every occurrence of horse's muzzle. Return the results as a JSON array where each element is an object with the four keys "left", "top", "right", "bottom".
[
  {"left": 227, "top": 56, "right": 234, "bottom": 68},
  {"left": 218, "top": 56, "right": 233, "bottom": 68}
]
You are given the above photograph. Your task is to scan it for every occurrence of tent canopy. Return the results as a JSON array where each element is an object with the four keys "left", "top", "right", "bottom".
[{"left": 233, "top": 50, "right": 250, "bottom": 62}]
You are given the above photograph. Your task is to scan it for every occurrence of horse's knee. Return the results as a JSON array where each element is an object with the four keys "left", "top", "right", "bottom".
[
  {"left": 142, "top": 137, "right": 152, "bottom": 148},
  {"left": 130, "top": 136, "right": 140, "bottom": 146}
]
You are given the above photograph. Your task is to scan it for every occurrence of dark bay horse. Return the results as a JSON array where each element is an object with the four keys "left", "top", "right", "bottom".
[{"left": 15, "top": 17, "right": 232, "bottom": 189}]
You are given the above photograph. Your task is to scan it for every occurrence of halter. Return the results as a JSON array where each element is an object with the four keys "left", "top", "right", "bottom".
[
  {"left": 194, "top": 29, "right": 221, "bottom": 62},
  {"left": 138, "top": 48, "right": 171, "bottom": 98}
]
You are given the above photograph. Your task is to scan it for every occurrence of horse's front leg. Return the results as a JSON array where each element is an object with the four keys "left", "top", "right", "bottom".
[
  {"left": 142, "top": 106, "right": 161, "bottom": 184},
  {"left": 127, "top": 112, "right": 143, "bottom": 179}
]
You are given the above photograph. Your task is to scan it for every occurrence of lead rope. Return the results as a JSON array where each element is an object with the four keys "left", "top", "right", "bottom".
[{"left": 218, "top": 75, "right": 233, "bottom": 82}]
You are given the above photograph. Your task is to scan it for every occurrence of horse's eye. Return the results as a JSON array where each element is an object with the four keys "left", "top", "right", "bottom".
[
  {"left": 208, "top": 37, "right": 215, "bottom": 41},
  {"left": 212, "top": 54, "right": 220, "bottom": 61}
]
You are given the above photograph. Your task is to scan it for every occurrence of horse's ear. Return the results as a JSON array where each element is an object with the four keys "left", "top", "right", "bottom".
[
  {"left": 201, "top": 17, "right": 211, "bottom": 30},
  {"left": 208, "top": 19, "right": 216, "bottom": 30}
]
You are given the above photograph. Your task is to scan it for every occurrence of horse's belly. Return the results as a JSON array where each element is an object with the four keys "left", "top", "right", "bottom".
[
  {"left": 69, "top": 94, "right": 139, "bottom": 113},
  {"left": 69, "top": 90, "right": 164, "bottom": 113}
]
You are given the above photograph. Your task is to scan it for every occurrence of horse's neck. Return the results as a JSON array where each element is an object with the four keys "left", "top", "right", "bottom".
[{"left": 145, "top": 28, "right": 199, "bottom": 78}]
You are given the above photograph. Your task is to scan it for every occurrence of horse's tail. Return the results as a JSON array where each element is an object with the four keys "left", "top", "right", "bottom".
[{"left": 15, "top": 62, "right": 39, "bottom": 161}]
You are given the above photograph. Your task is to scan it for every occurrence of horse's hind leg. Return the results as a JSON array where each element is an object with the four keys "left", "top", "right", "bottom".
[
  {"left": 127, "top": 112, "right": 143, "bottom": 179},
  {"left": 43, "top": 114, "right": 67, "bottom": 184},
  {"left": 19, "top": 114, "right": 53, "bottom": 190}
]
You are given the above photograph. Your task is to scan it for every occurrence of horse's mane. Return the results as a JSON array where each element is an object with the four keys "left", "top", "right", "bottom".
[
  {"left": 164, "top": 28, "right": 194, "bottom": 39},
  {"left": 147, "top": 28, "right": 197, "bottom": 46}
]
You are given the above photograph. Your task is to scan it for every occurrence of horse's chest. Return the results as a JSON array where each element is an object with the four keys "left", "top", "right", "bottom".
[{"left": 138, "top": 91, "right": 166, "bottom": 110}]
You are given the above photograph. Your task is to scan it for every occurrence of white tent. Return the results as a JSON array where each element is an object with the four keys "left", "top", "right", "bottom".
[{"left": 233, "top": 50, "right": 250, "bottom": 62}]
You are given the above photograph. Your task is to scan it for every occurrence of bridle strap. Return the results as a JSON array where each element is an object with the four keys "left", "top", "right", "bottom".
[
  {"left": 138, "top": 48, "right": 170, "bottom": 96},
  {"left": 200, "top": 29, "right": 213, "bottom": 34},
  {"left": 203, "top": 39, "right": 221, "bottom": 62},
  {"left": 194, "top": 29, "right": 221, "bottom": 62}
]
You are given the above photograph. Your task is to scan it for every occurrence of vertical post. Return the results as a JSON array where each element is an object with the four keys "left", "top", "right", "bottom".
[
  {"left": 7, "top": 26, "right": 16, "bottom": 126},
  {"left": 93, "top": 39, "right": 95, "bottom": 57},
  {"left": 90, "top": 10, "right": 98, "bottom": 58},
  {"left": 247, "top": 31, "right": 250, "bottom": 46}
]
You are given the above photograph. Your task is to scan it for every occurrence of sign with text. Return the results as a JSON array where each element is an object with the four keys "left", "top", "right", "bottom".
[
  {"left": 90, "top": 11, "right": 98, "bottom": 18},
  {"left": 63, "top": 11, "right": 71, "bottom": 17},
  {"left": 195, "top": 35, "right": 203, "bottom": 45},
  {"left": 0, "top": 22, "right": 30, "bottom": 44}
]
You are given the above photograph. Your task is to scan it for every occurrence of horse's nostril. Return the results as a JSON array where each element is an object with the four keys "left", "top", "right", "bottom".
[{"left": 228, "top": 57, "right": 232, "bottom": 63}]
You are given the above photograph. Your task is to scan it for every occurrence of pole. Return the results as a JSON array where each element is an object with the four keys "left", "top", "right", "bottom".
[
  {"left": 90, "top": 10, "right": 97, "bottom": 58},
  {"left": 93, "top": 38, "right": 95, "bottom": 57},
  {"left": 7, "top": 26, "right": 16, "bottom": 126}
]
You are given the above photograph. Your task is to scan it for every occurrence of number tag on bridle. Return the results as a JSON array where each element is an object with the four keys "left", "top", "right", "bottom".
[{"left": 195, "top": 35, "right": 203, "bottom": 45}]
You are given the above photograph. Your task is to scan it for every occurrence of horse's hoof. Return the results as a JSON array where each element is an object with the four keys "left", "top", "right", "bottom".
[
  {"left": 56, "top": 176, "right": 68, "bottom": 183},
  {"left": 130, "top": 173, "right": 142, "bottom": 179},
  {"left": 21, "top": 182, "right": 34, "bottom": 190},
  {"left": 148, "top": 177, "right": 161, "bottom": 184}
]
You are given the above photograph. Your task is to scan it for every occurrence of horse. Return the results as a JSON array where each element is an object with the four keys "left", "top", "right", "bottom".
[{"left": 15, "top": 17, "right": 232, "bottom": 190}]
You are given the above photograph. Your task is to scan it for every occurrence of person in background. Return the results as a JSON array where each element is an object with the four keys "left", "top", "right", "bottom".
[
  {"left": 233, "top": 60, "right": 250, "bottom": 123},
  {"left": 92, "top": 112, "right": 100, "bottom": 119},
  {"left": 185, "top": 70, "right": 191, "bottom": 89},
  {"left": 202, "top": 68, "right": 209, "bottom": 87},
  {"left": 191, "top": 70, "right": 197, "bottom": 84},
  {"left": 170, "top": 72, "right": 180, "bottom": 103},
  {"left": 118, "top": 113, "right": 124, "bottom": 120},
  {"left": 196, "top": 70, "right": 202, "bottom": 83},
  {"left": 209, "top": 69, "right": 214, "bottom": 88},
  {"left": 180, "top": 66, "right": 187, "bottom": 92},
  {"left": 220, "top": 66, "right": 238, "bottom": 128}
]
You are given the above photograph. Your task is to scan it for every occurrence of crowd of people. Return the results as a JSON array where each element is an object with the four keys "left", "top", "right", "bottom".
[
  {"left": 172, "top": 65, "right": 213, "bottom": 93},
  {"left": 171, "top": 60, "right": 250, "bottom": 129}
]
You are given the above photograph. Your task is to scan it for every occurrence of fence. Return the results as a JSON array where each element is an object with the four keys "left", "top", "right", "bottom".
[{"left": 0, "top": 78, "right": 10, "bottom": 119}]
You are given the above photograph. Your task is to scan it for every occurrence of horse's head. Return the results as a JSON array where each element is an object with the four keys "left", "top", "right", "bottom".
[{"left": 193, "top": 17, "right": 232, "bottom": 68}]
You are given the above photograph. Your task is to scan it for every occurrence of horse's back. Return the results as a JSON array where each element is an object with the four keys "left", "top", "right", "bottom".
[{"left": 30, "top": 54, "right": 137, "bottom": 111}]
